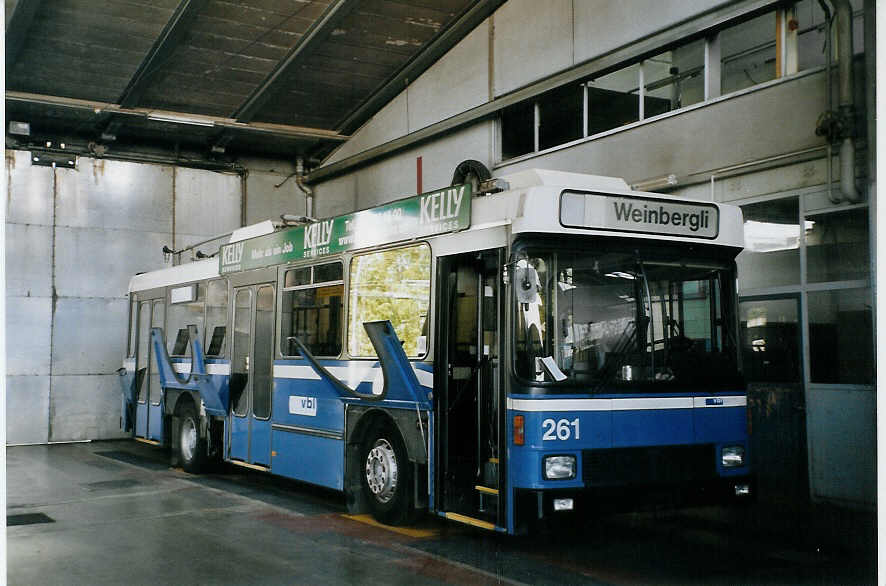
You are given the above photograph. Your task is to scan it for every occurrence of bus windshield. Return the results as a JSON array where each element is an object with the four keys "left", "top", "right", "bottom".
[{"left": 513, "top": 244, "right": 743, "bottom": 392}]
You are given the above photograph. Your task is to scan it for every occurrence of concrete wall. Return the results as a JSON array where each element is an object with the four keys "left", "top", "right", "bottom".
[{"left": 5, "top": 151, "right": 241, "bottom": 443}]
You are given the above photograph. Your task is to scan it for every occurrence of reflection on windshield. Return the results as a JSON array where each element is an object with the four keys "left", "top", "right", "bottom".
[{"left": 514, "top": 249, "right": 741, "bottom": 391}]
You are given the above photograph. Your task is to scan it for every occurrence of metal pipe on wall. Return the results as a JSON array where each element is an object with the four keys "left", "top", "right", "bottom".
[
  {"left": 295, "top": 157, "right": 314, "bottom": 218},
  {"left": 832, "top": 0, "right": 861, "bottom": 202}
]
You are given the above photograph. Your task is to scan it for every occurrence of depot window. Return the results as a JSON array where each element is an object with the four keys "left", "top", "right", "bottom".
[
  {"left": 347, "top": 244, "right": 431, "bottom": 358},
  {"left": 499, "top": 4, "right": 849, "bottom": 162},
  {"left": 281, "top": 262, "right": 344, "bottom": 358}
]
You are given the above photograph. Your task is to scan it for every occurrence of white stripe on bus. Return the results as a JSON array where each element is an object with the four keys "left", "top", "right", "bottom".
[
  {"left": 506, "top": 396, "right": 745, "bottom": 412},
  {"left": 206, "top": 363, "right": 230, "bottom": 375},
  {"left": 273, "top": 363, "right": 434, "bottom": 389},
  {"left": 171, "top": 362, "right": 230, "bottom": 376},
  {"left": 692, "top": 396, "right": 747, "bottom": 408}
]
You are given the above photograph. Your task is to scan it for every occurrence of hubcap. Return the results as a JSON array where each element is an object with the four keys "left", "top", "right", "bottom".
[
  {"left": 181, "top": 417, "right": 197, "bottom": 462},
  {"left": 365, "top": 438, "right": 398, "bottom": 503}
]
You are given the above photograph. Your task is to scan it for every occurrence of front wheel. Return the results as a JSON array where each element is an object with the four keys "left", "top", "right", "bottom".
[
  {"left": 360, "top": 424, "right": 413, "bottom": 525},
  {"left": 178, "top": 403, "right": 206, "bottom": 473}
]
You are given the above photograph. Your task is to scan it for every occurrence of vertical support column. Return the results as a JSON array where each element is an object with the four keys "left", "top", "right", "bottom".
[
  {"left": 416, "top": 156, "right": 423, "bottom": 194},
  {"left": 775, "top": 7, "right": 799, "bottom": 78},
  {"left": 240, "top": 170, "right": 249, "bottom": 227},
  {"left": 582, "top": 83, "right": 589, "bottom": 137},
  {"left": 533, "top": 102, "right": 540, "bottom": 153},
  {"left": 704, "top": 35, "right": 721, "bottom": 100},
  {"left": 785, "top": 5, "right": 799, "bottom": 76},
  {"left": 638, "top": 62, "right": 646, "bottom": 120}
]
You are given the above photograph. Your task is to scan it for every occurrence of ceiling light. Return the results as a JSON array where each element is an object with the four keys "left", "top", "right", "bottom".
[
  {"left": 147, "top": 112, "right": 214, "bottom": 127},
  {"left": 8, "top": 121, "right": 30, "bottom": 136}
]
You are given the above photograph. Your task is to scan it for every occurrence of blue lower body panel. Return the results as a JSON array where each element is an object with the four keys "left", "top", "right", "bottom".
[
  {"left": 135, "top": 403, "right": 147, "bottom": 437},
  {"left": 272, "top": 431, "right": 344, "bottom": 490},
  {"left": 148, "top": 403, "right": 163, "bottom": 442},
  {"left": 229, "top": 415, "right": 249, "bottom": 461}
]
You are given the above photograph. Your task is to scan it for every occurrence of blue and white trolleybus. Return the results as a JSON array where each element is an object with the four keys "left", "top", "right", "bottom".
[{"left": 120, "top": 168, "right": 752, "bottom": 534}]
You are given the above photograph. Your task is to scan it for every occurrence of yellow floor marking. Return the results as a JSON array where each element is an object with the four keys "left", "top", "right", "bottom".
[
  {"left": 443, "top": 512, "right": 496, "bottom": 531},
  {"left": 342, "top": 514, "right": 439, "bottom": 538},
  {"left": 488, "top": 458, "right": 499, "bottom": 464},
  {"left": 134, "top": 437, "right": 160, "bottom": 445},
  {"left": 474, "top": 485, "right": 499, "bottom": 495},
  {"left": 229, "top": 459, "right": 270, "bottom": 472}
]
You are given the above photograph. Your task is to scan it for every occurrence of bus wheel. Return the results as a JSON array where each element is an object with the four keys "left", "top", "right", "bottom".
[
  {"left": 361, "top": 424, "right": 413, "bottom": 525},
  {"left": 178, "top": 403, "right": 206, "bottom": 473}
]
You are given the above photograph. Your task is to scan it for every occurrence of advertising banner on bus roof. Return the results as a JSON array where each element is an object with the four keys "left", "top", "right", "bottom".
[{"left": 219, "top": 183, "right": 472, "bottom": 274}]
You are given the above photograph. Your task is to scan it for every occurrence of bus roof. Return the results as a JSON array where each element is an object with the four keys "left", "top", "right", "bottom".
[{"left": 128, "top": 169, "right": 744, "bottom": 292}]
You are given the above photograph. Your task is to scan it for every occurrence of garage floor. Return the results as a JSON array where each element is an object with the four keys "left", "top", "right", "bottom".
[{"left": 7, "top": 441, "right": 875, "bottom": 585}]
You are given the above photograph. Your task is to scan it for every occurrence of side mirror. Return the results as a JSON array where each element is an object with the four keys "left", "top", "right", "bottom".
[{"left": 514, "top": 266, "right": 539, "bottom": 304}]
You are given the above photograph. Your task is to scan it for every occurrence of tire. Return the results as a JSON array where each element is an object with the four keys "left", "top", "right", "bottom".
[
  {"left": 360, "top": 423, "right": 414, "bottom": 525},
  {"left": 178, "top": 402, "right": 206, "bottom": 473}
]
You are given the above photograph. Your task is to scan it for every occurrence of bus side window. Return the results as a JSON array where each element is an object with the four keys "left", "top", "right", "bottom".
[
  {"left": 166, "top": 284, "right": 205, "bottom": 357},
  {"left": 207, "top": 326, "right": 226, "bottom": 356},
  {"left": 347, "top": 244, "right": 431, "bottom": 358},
  {"left": 281, "top": 262, "right": 343, "bottom": 357},
  {"left": 172, "top": 328, "right": 190, "bottom": 356},
  {"left": 205, "top": 279, "right": 228, "bottom": 356}
]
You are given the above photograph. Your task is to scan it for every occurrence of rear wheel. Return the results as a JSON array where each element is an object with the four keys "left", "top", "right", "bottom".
[
  {"left": 178, "top": 402, "right": 206, "bottom": 473},
  {"left": 361, "top": 423, "right": 413, "bottom": 525}
]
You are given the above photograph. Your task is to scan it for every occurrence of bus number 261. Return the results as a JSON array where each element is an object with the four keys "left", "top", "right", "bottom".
[{"left": 541, "top": 418, "right": 580, "bottom": 441}]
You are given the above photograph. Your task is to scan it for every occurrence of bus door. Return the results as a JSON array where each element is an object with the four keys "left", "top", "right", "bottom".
[
  {"left": 135, "top": 297, "right": 165, "bottom": 443},
  {"left": 228, "top": 284, "right": 275, "bottom": 467},
  {"left": 436, "top": 249, "right": 503, "bottom": 524}
]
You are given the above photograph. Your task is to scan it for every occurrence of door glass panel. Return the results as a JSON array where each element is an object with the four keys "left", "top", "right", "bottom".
[
  {"left": 149, "top": 301, "right": 165, "bottom": 405},
  {"left": 739, "top": 298, "right": 801, "bottom": 382},
  {"left": 136, "top": 301, "right": 151, "bottom": 403},
  {"left": 253, "top": 286, "right": 274, "bottom": 419},
  {"left": 231, "top": 289, "right": 252, "bottom": 417}
]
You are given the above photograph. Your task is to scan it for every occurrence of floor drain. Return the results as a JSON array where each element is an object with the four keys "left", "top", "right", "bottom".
[{"left": 8, "top": 513, "right": 54, "bottom": 526}]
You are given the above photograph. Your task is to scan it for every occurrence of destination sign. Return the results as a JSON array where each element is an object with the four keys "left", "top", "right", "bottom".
[
  {"left": 219, "top": 184, "right": 472, "bottom": 274},
  {"left": 560, "top": 191, "right": 719, "bottom": 239}
]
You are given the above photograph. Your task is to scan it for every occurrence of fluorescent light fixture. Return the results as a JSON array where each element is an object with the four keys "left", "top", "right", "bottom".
[
  {"left": 8, "top": 121, "right": 30, "bottom": 136},
  {"left": 147, "top": 112, "right": 214, "bottom": 127}
]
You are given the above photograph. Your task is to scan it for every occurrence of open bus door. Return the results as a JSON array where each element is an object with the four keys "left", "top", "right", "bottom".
[{"left": 435, "top": 249, "right": 504, "bottom": 528}]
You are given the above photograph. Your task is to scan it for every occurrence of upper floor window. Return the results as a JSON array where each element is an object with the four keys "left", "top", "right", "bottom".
[{"left": 499, "top": 3, "right": 849, "bottom": 162}]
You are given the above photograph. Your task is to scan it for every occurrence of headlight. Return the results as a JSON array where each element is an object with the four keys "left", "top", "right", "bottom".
[
  {"left": 721, "top": 445, "right": 745, "bottom": 468},
  {"left": 544, "top": 455, "right": 576, "bottom": 479}
]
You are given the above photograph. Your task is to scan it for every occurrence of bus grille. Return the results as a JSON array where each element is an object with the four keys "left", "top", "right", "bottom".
[{"left": 582, "top": 444, "right": 715, "bottom": 487}]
